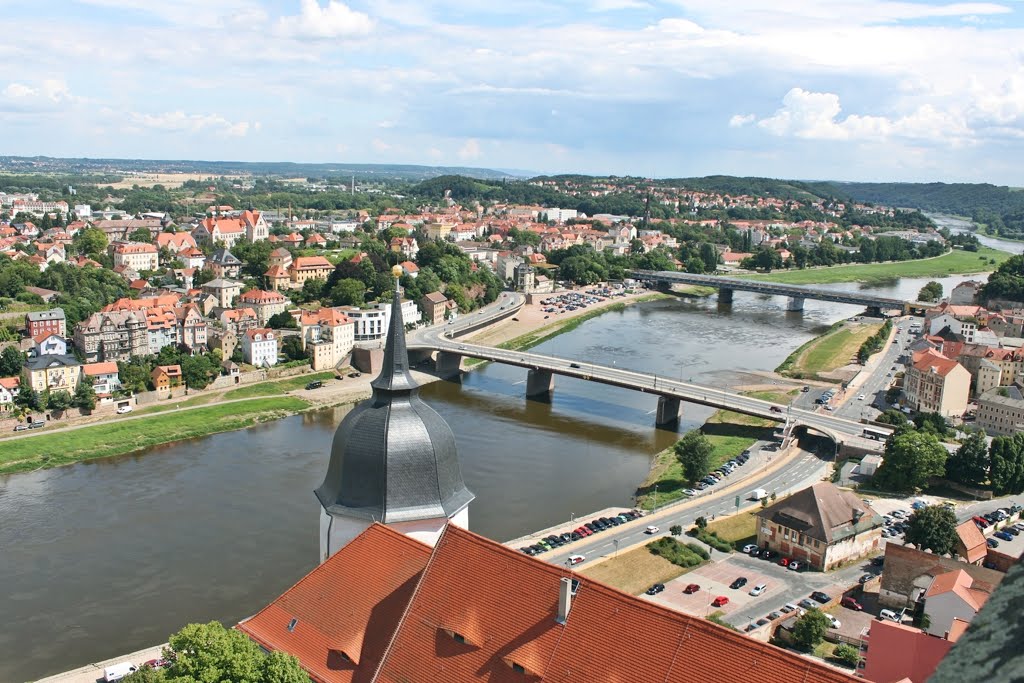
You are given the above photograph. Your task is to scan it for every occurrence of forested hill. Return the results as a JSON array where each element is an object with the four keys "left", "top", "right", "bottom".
[{"left": 807, "top": 181, "right": 1024, "bottom": 215}]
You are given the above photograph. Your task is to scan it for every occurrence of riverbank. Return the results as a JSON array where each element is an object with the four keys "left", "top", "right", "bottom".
[
  {"left": 735, "top": 246, "right": 1009, "bottom": 285},
  {"left": 776, "top": 320, "right": 883, "bottom": 381},
  {"left": 0, "top": 396, "right": 310, "bottom": 475}
]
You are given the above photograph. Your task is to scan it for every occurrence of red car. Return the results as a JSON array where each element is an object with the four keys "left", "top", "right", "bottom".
[
  {"left": 779, "top": 557, "right": 790, "bottom": 567},
  {"left": 683, "top": 583, "right": 701, "bottom": 594},
  {"left": 576, "top": 527, "right": 591, "bottom": 537},
  {"left": 840, "top": 597, "right": 864, "bottom": 611},
  {"left": 973, "top": 516, "right": 989, "bottom": 529},
  {"left": 712, "top": 596, "right": 729, "bottom": 607}
]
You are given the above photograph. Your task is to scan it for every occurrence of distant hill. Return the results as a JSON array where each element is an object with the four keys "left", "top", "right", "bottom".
[
  {"left": 0, "top": 156, "right": 521, "bottom": 182},
  {"left": 805, "top": 181, "right": 1024, "bottom": 215}
]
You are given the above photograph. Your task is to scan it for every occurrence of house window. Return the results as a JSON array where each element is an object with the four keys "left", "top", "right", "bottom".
[
  {"left": 453, "top": 633, "right": 466, "bottom": 644},
  {"left": 512, "top": 663, "right": 526, "bottom": 674}
]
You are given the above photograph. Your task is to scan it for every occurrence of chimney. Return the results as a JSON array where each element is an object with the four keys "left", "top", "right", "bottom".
[{"left": 556, "top": 577, "right": 573, "bottom": 624}]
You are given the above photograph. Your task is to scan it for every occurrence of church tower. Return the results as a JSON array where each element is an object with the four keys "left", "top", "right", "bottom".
[{"left": 314, "top": 268, "right": 475, "bottom": 563}]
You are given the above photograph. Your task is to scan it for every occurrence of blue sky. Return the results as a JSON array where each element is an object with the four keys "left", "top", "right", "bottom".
[{"left": 3, "top": 0, "right": 1024, "bottom": 183}]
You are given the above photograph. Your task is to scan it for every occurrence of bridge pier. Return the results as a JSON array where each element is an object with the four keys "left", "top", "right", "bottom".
[
  {"left": 866, "top": 305, "right": 882, "bottom": 317},
  {"left": 526, "top": 369, "right": 555, "bottom": 397},
  {"left": 718, "top": 288, "right": 734, "bottom": 305},
  {"left": 655, "top": 396, "right": 681, "bottom": 428},
  {"left": 786, "top": 296, "right": 805, "bottom": 312},
  {"left": 435, "top": 351, "right": 463, "bottom": 378}
]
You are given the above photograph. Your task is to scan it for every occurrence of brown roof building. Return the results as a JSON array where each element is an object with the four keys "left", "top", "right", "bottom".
[
  {"left": 954, "top": 519, "right": 988, "bottom": 565},
  {"left": 755, "top": 482, "right": 883, "bottom": 571},
  {"left": 239, "top": 523, "right": 857, "bottom": 683},
  {"left": 878, "top": 543, "right": 1004, "bottom": 609}
]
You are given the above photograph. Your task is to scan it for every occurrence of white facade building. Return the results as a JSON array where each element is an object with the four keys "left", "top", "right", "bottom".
[{"left": 242, "top": 328, "right": 279, "bottom": 367}]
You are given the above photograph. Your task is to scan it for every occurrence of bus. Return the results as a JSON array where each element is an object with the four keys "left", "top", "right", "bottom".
[{"left": 863, "top": 426, "right": 889, "bottom": 441}]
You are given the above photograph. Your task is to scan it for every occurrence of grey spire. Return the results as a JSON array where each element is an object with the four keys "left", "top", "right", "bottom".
[{"left": 314, "top": 273, "right": 474, "bottom": 524}]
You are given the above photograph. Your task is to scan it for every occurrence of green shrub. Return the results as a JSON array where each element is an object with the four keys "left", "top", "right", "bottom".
[
  {"left": 647, "top": 537, "right": 708, "bottom": 568},
  {"left": 686, "top": 543, "right": 710, "bottom": 560}
]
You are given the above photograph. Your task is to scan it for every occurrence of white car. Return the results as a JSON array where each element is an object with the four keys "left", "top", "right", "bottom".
[
  {"left": 825, "top": 614, "right": 841, "bottom": 629},
  {"left": 116, "top": 405, "right": 133, "bottom": 414},
  {"left": 742, "top": 544, "right": 759, "bottom": 553},
  {"left": 568, "top": 554, "right": 586, "bottom": 566},
  {"left": 857, "top": 394, "right": 865, "bottom": 401},
  {"left": 645, "top": 526, "right": 660, "bottom": 535},
  {"left": 749, "top": 583, "right": 767, "bottom": 597}
]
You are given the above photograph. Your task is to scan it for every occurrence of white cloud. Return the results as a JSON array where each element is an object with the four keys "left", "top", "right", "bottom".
[
  {"left": 3, "top": 83, "right": 37, "bottom": 98},
  {"left": 753, "top": 87, "right": 971, "bottom": 144},
  {"left": 277, "top": 0, "right": 374, "bottom": 38},
  {"left": 126, "top": 110, "right": 257, "bottom": 137},
  {"left": 458, "top": 138, "right": 482, "bottom": 160},
  {"left": 728, "top": 113, "right": 755, "bottom": 128}
]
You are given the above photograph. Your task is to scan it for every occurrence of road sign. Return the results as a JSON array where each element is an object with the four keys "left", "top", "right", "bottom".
[{"left": 735, "top": 495, "right": 740, "bottom": 510}]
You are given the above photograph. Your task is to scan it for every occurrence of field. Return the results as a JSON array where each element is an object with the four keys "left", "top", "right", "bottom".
[
  {"left": 780, "top": 323, "right": 882, "bottom": 379},
  {"left": 706, "top": 511, "right": 759, "bottom": 549},
  {"left": 0, "top": 397, "right": 309, "bottom": 474},
  {"left": 222, "top": 371, "right": 336, "bottom": 400},
  {"left": 736, "top": 246, "right": 1010, "bottom": 285},
  {"left": 107, "top": 172, "right": 248, "bottom": 189},
  {"left": 576, "top": 544, "right": 689, "bottom": 595}
]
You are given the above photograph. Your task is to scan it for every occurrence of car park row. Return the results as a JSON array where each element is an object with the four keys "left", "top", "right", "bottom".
[{"left": 517, "top": 509, "right": 643, "bottom": 558}]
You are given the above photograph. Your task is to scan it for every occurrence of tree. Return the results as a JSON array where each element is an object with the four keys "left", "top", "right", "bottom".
[
  {"left": 16, "top": 387, "right": 44, "bottom": 412},
  {"left": 128, "top": 227, "right": 153, "bottom": 243},
  {"left": 905, "top": 505, "right": 959, "bottom": 554},
  {"left": 874, "top": 429, "right": 949, "bottom": 492},
  {"left": 281, "top": 336, "right": 307, "bottom": 361},
  {"left": 142, "top": 621, "right": 308, "bottom": 683},
  {"left": 300, "top": 277, "right": 325, "bottom": 303},
  {"left": 182, "top": 355, "right": 215, "bottom": 389},
  {"left": 267, "top": 312, "right": 298, "bottom": 329},
  {"left": 0, "top": 346, "right": 24, "bottom": 376},
  {"left": 946, "top": 430, "right": 989, "bottom": 486},
  {"left": 674, "top": 430, "right": 713, "bottom": 484},
  {"left": 791, "top": 609, "right": 831, "bottom": 650},
  {"left": 876, "top": 408, "right": 909, "bottom": 427},
  {"left": 989, "top": 433, "right": 1024, "bottom": 495},
  {"left": 833, "top": 643, "right": 861, "bottom": 667},
  {"left": 914, "top": 412, "right": 952, "bottom": 438},
  {"left": 120, "top": 361, "right": 152, "bottom": 394},
  {"left": 694, "top": 516, "right": 708, "bottom": 530},
  {"left": 669, "top": 524, "right": 682, "bottom": 536},
  {"left": 46, "top": 389, "right": 72, "bottom": 412},
  {"left": 72, "top": 380, "right": 97, "bottom": 411},
  {"left": 918, "top": 281, "right": 943, "bottom": 302},
  {"left": 329, "top": 278, "right": 366, "bottom": 307}
]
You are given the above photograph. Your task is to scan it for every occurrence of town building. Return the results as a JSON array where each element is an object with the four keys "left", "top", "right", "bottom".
[
  {"left": 0, "top": 376, "right": 20, "bottom": 411},
  {"left": 340, "top": 299, "right": 421, "bottom": 343},
  {"left": 954, "top": 519, "right": 988, "bottom": 565},
  {"left": 151, "top": 364, "right": 182, "bottom": 391},
  {"left": 316, "top": 283, "right": 474, "bottom": 558},
  {"left": 238, "top": 521, "right": 857, "bottom": 683},
  {"left": 220, "top": 307, "right": 260, "bottom": 335},
  {"left": 237, "top": 289, "right": 289, "bottom": 325},
  {"left": 74, "top": 310, "right": 149, "bottom": 362},
  {"left": 180, "top": 247, "right": 206, "bottom": 270},
  {"left": 155, "top": 232, "right": 197, "bottom": 254},
  {"left": 25, "top": 308, "right": 66, "bottom": 338},
  {"left": 419, "top": 291, "right": 449, "bottom": 325},
  {"left": 242, "top": 328, "right": 278, "bottom": 367},
  {"left": 755, "top": 482, "right": 883, "bottom": 571},
  {"left": 32, "top": 332, "right": 68, "bottom": 357},
  {"left": 878, "top": 543, "right": 1004, "bottom": 609},
  {"left": 288, "top": 256, "right": 334, "bottom": 286},
  {"left": 299, "top": 308, "right": 355, "bottom": 371},
  {"left": 112, "top": 242, "right": 160, "bottom": 271},
  {"left": 957, "top": 345, "right": 1024, "bottom": 394},
  {"left": 950, "top": 280, "right": 981, "bottom": 305},
  {"left": 922, "top": 569, "right": 990, "bottom": 637},
  {"left": 903, "top": 349, "right": 971, "bottom": 417},
  {"left": 192, "top": 210, "right": 268, "bottom": 246},
  {"left": 92, "top": 218, "right": 162, "bottom": 242},
  {"left": 80, "top": 362, "right": 121, "bottom": 396},
  {"left": 202, "top": 278, "right": 243, "bottom": 309},
  {"left": 976, "top": 383, "right": 1024, "bottom": 435},
  {"left": 860, "top": 619, "right": 959, "bottom": 683},
  {"left": 22, "top": 354, "right": 80, "bottom": 393},
  {"left": 207, "top": 248, "right": 243, "bottom": 279}
]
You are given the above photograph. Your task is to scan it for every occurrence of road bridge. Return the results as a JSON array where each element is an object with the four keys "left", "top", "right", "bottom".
[
  {"left": 631, "top": 270, "right": 930, "bottom": 314},
  {"left": 408, "top": 309, "right": 888, "bottom": 448}
]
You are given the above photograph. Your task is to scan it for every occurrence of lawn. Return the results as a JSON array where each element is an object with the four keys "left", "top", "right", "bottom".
[
  {"left": 706, "top": 511, "right": 759, "bottom": 549},
  {"left": 0, "top": 396, "right": 309, "bottom": 474},
  {"left": 781, "top": 323, "right": 882, "bottom": 379},
  {"left": 223, "top": 371, "right": 336, "bottom": 400},
  {"left": 735, "top": 246, "right": 1010, "bottom": 285},
  {"left": 576, "top": 543, "right": 689, "bottom": 595}
]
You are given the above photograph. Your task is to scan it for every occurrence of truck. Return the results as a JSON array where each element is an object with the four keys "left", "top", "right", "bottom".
[{"left": 748, "top": 488, "right": 767, "bottom": 501}]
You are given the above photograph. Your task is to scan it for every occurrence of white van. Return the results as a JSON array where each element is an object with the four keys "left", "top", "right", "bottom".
[
  {"left": 104, "top": 662, "right": 138, "bottom": 681},
  {"left": 878, "top": 609, "right": 901, "bottom": 623}
]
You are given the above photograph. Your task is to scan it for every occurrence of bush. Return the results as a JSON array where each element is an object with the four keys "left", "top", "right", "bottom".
[
  {"left": 670, "top": 524, "right": 682, "bottom": 536},
  {"left": 833, "top": 643, "right": 861, "bottom": 667},
  {"left": 647, "top": 537, "right": 708, "bottom": 568},
  {"left": 692, "top": 528, "right": 733, "bottom": 553},
  {"left": 686, "top": 542, "right": 710, "bottom": 560}
]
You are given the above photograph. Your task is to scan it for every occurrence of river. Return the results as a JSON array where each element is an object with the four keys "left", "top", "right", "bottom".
[{"left": 0, "top": 271, "right": 992, "bottom": 681}]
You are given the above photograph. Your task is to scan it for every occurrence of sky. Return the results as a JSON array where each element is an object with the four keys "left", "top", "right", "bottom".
[{"left": 3, "top": 0, "right": 1024, "bottom": 183}]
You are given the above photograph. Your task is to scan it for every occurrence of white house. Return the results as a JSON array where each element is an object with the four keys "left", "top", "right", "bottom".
[
  {"left": 929, "top": 313, "right": 977, "bottom": 343},
  {"left": 81, "top": 361, "right": 121, "bottom": 395},
  {"left": 33, "top": 332, "right": 68, "bottom": 356},
  {"left": 0, "top": 376, "right": 19, "bottom": 411},
  {"left": 242, "top": 328, "right": 278, "bottom": 367}
]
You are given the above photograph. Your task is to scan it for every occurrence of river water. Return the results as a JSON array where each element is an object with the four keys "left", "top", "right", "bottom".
[{"left": 0, "top": 270, "right": 991, "bottom": 681}]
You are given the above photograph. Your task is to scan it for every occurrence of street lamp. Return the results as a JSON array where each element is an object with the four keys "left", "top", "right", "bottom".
[
  {"left": 653, "top": 484, "right": 659, "bottom": 510},
  {"left": 613, "top": 538, "right": 619, "bottom": 559}
]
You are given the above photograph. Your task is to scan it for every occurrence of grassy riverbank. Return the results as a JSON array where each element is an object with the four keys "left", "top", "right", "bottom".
[
  {"left": 776, "top": 322, "right": 882, "bottom": 380},
  {"left": 222, "top": 371, "right": 336, "bottom": 400},
  {"left": 735, "top": 246, "right": 1010, "bottom": 285},
  {"left": 487, "top": 292, "right": 671, "bottom": 355},
  {"left": 0, "top": 396, "right": 310, "bottom": 475}
]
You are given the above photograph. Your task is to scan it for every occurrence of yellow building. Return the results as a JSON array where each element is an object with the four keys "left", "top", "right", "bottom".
[{"left": 22, "top": 354, "right": 80, "bottom": 393}]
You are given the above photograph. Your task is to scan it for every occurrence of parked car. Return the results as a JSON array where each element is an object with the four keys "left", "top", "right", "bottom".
[
  {"left": 859, "top": 573, "right": 875, "bottom": 584},
  {"left": 760, "top": 549, "right": 777, "bottom": 560},
  {"left": 799, "top": 598, "right": 818, "bottom": 610},
  {"left": 779, "top": 557, "right": 790, "bottom": 567},
  {"left": 305, "top": 380, "right": 323, "bottom": 390},
  {"left": 811, "top": 591, "right": 831, "bottom": 604},
  {"left": 841, "top": 597, "right": 864, "bottom": 611},
  {"left": 987, "top": 538, "right": 1000, "bottom": 548},
  {"left": 646, "top": 583, "right": 665, "bottom": 595},
  {"left": 825, "top": 614, "right": 842, "bottom": 629},
  {"left": 116, "top": 405, "right": 133, "bottom": 414},
  {"left": 683, "top": 583, "right": 700, "bottom": 594},
  {"left": 995, "top": 531, "right": 1013, "bottom": 542},
  {"left": 729, "top": 577, "right": 748, "bottom": 589},
  {"left": 788, "top": 561, "right": 801, "bottom": 571},
  {"left": 973, "top": 515, "right": 990, "bottom": 528},
  {"left": 712, "top": 596, "right": 729, "bottom": 607},
  {"left": 879, "top": 609, "right": 901, "bottom": 622},
  {"left": 742, "top": 544, "right": 759, "bottom": 553},
  {"left": 13, "top": 424, "right": 28, "bottom": 432},
  {"left": 749, "top": 583, "right": 767, "bottom": 597},
  {"left": 1004, "top": 526, "right": 1020, "bottom": 536},
  {"left": 781, "top": 604, "right": 797, "bottom": 613}
]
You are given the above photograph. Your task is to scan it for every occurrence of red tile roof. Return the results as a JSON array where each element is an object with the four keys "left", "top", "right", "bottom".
[
  {"left": 955, "top": 520, "right": 987, "bottom": 564},
  {"left": 237, "top": 525, "right": 431, "bottom": 683}
]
